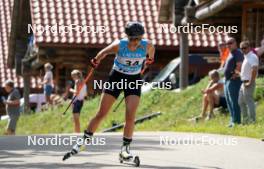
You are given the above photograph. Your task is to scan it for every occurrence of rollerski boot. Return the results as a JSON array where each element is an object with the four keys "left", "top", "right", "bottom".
[
  {"left": 62, "top": 131, "right": 92, "bottom": 161},
  {"left": 119, "top": 145, "right": 140, "bottom": 167}
]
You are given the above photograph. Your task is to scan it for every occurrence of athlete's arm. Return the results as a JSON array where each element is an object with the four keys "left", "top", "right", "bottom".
[
  {"left": 95, "top": 41, "right": 119, "bottom": 62},
  {"left": 147, "top": 42, "right": 155, "bottom": 62}
]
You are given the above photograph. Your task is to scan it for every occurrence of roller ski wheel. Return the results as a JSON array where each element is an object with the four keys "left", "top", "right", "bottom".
[
  {"left": 119, "top": 153, "right": 124, "bottom": 163},
  {"left": 119, "top": 153, "right": 140, "bottom": 167},
  {"left": 134, "top": 156, "right": 140, "bottom": 167},
  {"left": 62, "top": 144, "right": 85, "bottom": 161},
  {"left": 62, "top": 152, "right": 72, "bottom": 161}
]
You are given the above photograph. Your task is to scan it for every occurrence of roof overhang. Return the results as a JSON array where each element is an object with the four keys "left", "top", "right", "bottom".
[
  {"left": 158, "top": 0, "right": 245, "bottom": 24},
  {"left": 195, "top": 0, "right": 237, "bottom": 21}
]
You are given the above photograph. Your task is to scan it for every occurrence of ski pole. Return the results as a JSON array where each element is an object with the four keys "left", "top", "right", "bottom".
[
  {"left": 113, "top": 65, "right": 148, "bottom": 112},
  {"left": 62, "top": 68, "right": 94, "bottom": 115},
  {"left": 113, "top": 96, "right": 125, "bottom": 112}
]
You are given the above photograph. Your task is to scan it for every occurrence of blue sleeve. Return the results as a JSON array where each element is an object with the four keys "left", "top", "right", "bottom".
[
  {"left": 117, "top": 39, "right": 125, "bottom": 55},
  {"left": 118, "top": 39, "right": 124, "bottom": 48},
  {"left": 141, "top": 39, "right": 148, "bottom": 54},
  {"left": 141, "top": 39, "right": 148, "bottom": 48}
]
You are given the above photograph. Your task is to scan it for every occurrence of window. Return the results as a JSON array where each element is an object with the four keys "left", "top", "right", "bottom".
[{"left": 242, "top": 3, "right": 264, "bottom": 47}]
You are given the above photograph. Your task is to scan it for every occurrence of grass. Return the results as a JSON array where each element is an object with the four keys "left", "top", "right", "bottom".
[{"left": 1, "top": 77, "right": 264, "bottom": 138}]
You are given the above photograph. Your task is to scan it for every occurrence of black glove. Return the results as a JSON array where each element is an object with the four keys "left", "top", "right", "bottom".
[
  {"left": 90, "top": 58, "right": 99, "bottom": 68},
  {"left": 146, "top": 58, "right": 154, "bottom": 65}
]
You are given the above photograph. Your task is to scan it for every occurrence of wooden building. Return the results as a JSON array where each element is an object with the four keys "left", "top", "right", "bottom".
[
  {"left": 159, "top": 0, "right": 264, "bottom": 46},
  {"left": 0, "top": 0, "right": 228, "bottom": 115},
  {"left": 158, "top": 0, "right": 264, "bottom": 88}
]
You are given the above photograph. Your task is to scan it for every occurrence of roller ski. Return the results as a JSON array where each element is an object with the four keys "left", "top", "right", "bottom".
[
  {"left": 62, "top": 143, "right": 86, "bottom": 161},
  {"left": 119, "top": 145, "right": 140, "bottom": 167},
  {"left": 62, "top": 131, "right": 92, "bottom": 161}
]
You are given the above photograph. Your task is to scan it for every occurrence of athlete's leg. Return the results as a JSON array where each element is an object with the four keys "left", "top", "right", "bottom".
[
  {"left": 73, "top": 113, "right": 80, "bottom": 133},
  {"left": 86, "top": 70, "right": 120, "bottom": 133},
  {"left": 123, "top": 95, "right": 140, "bottom": 138},
  {"left": 67, "top": 93, "right": 116, "bottom": 157},
  {"left": 87, "top": 93, "right": 116, "bottom": 133},
  {"left": 121, "top": 95, "right": 140, "bottom": 159}
]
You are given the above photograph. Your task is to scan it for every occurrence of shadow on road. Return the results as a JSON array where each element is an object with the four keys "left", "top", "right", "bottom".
[
  {"left": 0, "top": 134, "right": 184, "bottom": 169},
  {"left": 0, "top": 135, "right": 171, "bottom": 152},
  {"left": 0, "top": 161, "right": 223, "bottom": 169}
]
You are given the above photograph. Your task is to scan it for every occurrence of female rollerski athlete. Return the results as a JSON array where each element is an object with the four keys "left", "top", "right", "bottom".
[{"left": 64, "top": 22, "right": 155, "bottom": 165}]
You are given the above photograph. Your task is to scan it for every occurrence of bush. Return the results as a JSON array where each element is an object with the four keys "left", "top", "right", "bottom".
[{"left": 255, "top": 77, "right": 264, "bottom": 101}]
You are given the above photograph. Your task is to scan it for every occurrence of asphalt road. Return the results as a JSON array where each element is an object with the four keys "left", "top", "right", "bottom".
[{"left": 0, "top": 132, "right": 263, "bottom": 169}]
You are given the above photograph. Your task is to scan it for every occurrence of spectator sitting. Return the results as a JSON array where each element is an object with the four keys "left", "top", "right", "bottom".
[
  {"left": 3, "top": 80, "right": 21, "bottom": 135},
  {"left": 19, "top": 93, "right": 68, "bottom": 113},
  {"left": 20, "top": 93, "right": 46, "bottom": 112},
  {"left": 195, "top": 70, "right": 226, "bottom": 121}
]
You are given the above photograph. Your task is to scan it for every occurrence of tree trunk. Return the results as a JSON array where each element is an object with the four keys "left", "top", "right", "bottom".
[
  {"left": 179, "top": 32, "right": 189, "bottom": 90},
  {"left": 22, "top": 62, "right": 31, "bottom": 114}
]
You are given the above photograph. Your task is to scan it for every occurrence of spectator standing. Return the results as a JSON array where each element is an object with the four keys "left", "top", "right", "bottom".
[
  {"left": 239, "top": 41, "right": 259, "bottom": 124},
  {"left": 70, "top": 70, "right": 87, "bottom": 133},
  {"left": 255, "top": 36, "right": 264, "bottom": 57},
  {"left": 3, "top": 80, "right": 21, "bottom": 135},
  {"left": 218, "top": 42, "right": 230, "bottom": 69},
  {"left": 224, "top": 37, "right": 244, "bottom": 127},
  {"left": 42, "top": 63, "right": 54, "bottom": 106}
]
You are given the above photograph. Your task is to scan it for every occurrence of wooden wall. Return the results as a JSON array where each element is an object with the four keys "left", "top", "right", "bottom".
[
  {"left": 242, "top": 2, "right": 264, "bottom": 46},
  {"left": 36, "top": 46, "right": 218, "bottom": 96}
]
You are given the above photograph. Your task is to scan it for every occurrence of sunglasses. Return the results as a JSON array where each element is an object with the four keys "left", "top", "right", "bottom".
[
  {"left": 227, "top": 41, "right": 234, "bottom": 45},
  {"left": 241, "top": 46, "right": 249, "bottom": 50}
]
